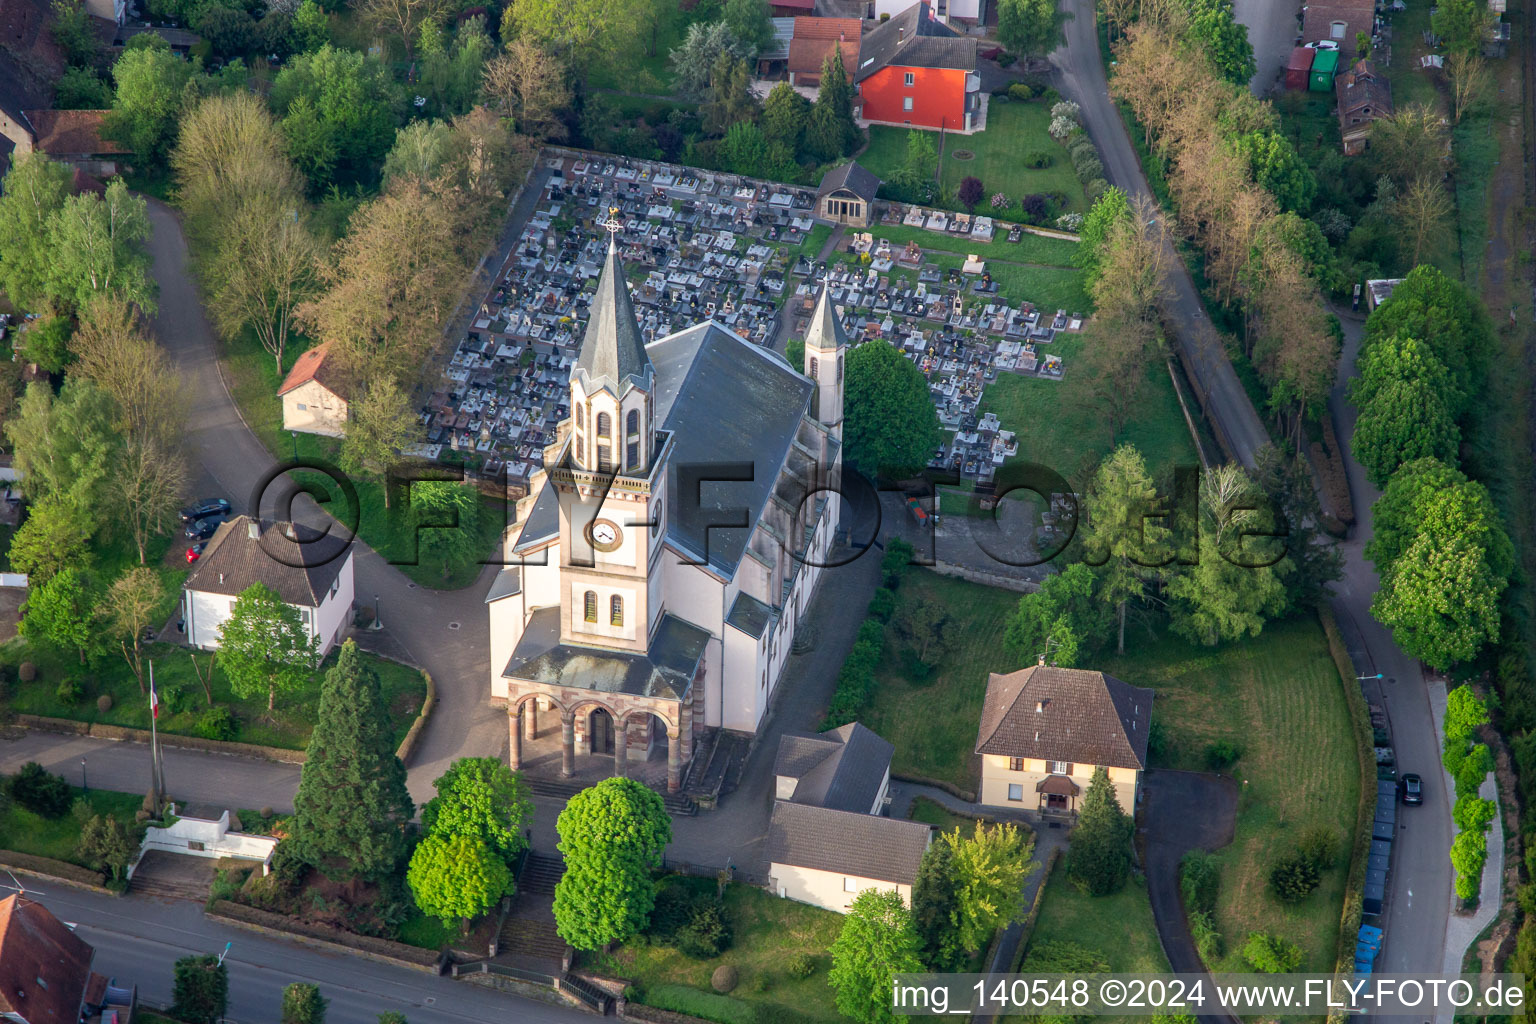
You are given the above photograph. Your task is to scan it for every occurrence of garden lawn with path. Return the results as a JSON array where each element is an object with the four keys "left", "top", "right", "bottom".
[
  {"left": 0, "top": 639, "right": 426, "bottom": 752},
  {"left": 221, "top": 330, "right": 506, "bottom": 590},
  {"left": 860, "top": 99, "right": 1090, "bottom": 219},
  {"left": 583, "top": 876, "right": 844, "bottom": 1024},
  {"left": 0, "top": 785, "right": 142, "bottom": 864},
  {"left": 862, "top": 573, "right": 1358, "bottom": 973}
]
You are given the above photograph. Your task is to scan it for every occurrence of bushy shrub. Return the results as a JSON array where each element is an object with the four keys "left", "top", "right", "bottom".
[
  {"left": 786, "top": 952, "right": 816, "bottom": 979},
  {"left": 269, "top": 841, "right": 309, "bottom": 891},
  {"left": 1048, "top": 116, "right": 1078, "bottom": 140},
  {"left": 1084, "top": 178, "right": 1109, "bottom": 202},
  {"left": 1007, "top": 82, "right": 1034, "bottom": 100},
  {"left": 1020, "top": 194, "right": 1049, "bottom": 224},
  {"left": 1188, "top": 909, "right": 1223, "bottom": 960},
  {"left": 1243, "top": 931, "right": 1302, "bottom": 973},
  {"left": 881, "top": 538, "right": 915, "bottom": 588},
  {"left": 1203, "top": 740, "right": 1241, "bottom": 771},
  {"left": 18, "top": 661, "right": 37, "bottom": 682},
  {"left": 867, "top": 588, "right": 897, "bottom": 623},
  {"left": 1072, "top": 154, "right": 1103, "bottom": 183},
  {"left": 678, "top": 899, "right": 732, "bottom": 959},
  {"left": 160, "top": 684, "right": 190, "bottom": 716},
  {"left": 10, "top": 761, "right": 72, "bottom": 818},
  {"left": 1179, "top": 850, "right": 1220, "bottom": 914},
  {"left": 55, "top": 678, "right": 84, "bottom": 705},
  {"left": 96, "top": 694, "right": 113, "bottom": 715},
  {"left": 1024, "top": 150, "right": 1052, "bottom": 168},
  {"left": 1057, "top": 212, "right": 1084, "bottom": 232},
  {"left": 990, "top": 192, "right": 1010, "bottom": 211},
  {"left": 195, "top": 706, "right": 239, "bottom": 741},
  {"left": 996, "top": 52, "right": 1016, "bottom": 67},
  {"left": 1050, "top": 100, "right": 1081, "bottom": 121},
  {"left": 1269, "top": 852, "right": 1321, "bottom": 903},
  {"left": 1067, "top": 133, "right": 1096, "bottom": 159},
  {"left": 1297, "top": 824, "right": 1339, "bottom": 869}
]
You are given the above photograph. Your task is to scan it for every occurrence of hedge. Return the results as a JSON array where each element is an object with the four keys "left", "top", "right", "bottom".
[
  {"left": 821, "top": 618, "right": 886, "bottom": 728},
  {"left": 0, "top": 851, "right": 113, "bottom": 892}
]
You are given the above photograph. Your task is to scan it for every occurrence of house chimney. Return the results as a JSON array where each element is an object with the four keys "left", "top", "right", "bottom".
[
  {"left": 285, "top": 522, "right": 297, "bottom": 541},
  {"left": 248, "top": 520, "right": 260, "bottom": 540},
  {"left": 1037, "top": 653, "right": 1046, "bottom": 667},
  {"left": 218, "top": 573, "right": 225, "bottom": 585},
  {"left": 898, "top": 24, "right": 905, "bottom": 40},
  {"left": 1036, "top": 700, "right": 1045, "bottom": 713}
]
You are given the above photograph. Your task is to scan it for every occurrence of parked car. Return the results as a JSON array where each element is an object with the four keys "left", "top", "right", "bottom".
[
  {"left": 186, "top": 542, "right": 206, "bottom": 563},
  {"left": 1400, "top": 773, "right": 1423, "bottom": 805},
  {"left": 1306, "top": 39, "right": 1341, "bottom": 50},
  {"left": 185, "top": 516, "right": 228, "bottom": 540},
  {"left": 179, "top": 497, "right": 231, "bottom": 523}
]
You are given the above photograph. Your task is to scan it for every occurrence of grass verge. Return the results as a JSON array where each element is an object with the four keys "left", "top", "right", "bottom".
[{"left": 0, "top": 786, "right": 142, "bottom": 865}]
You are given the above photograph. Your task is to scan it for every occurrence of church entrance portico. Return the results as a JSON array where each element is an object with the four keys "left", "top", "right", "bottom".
[{"left": 506, "top": 688, "right": 695, "bottom": 793}]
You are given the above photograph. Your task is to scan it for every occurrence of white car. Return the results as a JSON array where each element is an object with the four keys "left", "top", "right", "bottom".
[{"left": 1305, "top": 40, "right": 1341, "bottom": 50}]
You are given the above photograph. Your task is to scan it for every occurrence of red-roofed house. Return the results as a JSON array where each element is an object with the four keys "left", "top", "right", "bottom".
[
  {"left": 21, "top": 109, "right": 127, "bottom": 176},
  {"left": 788, "top": 16, "right": 861, "bottom": 87},
  {"left": 770, "top": 0, "right": 813, "bottom": 15},
  {"left": 854, "top": 2, "right": 979, "bottom": 131},
  {"left": 0, "top": 894, "right": 135, "bottom": 1024},
  {"left": 279, "top": 340, "right": 352, "bottom": 437}
]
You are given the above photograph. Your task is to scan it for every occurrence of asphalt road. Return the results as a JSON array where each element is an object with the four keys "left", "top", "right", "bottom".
[
  {"left": 1051, "top": 0, "right": 1273, "bottom": 469},
  {"left": 19, "top": 883, "right": 589, "bottom": 1024},
  {"left": 1325, "top": 313, "right": 1454, "bottom": 977},
  {"left": 1234, "top": 0, "right": 1302, "bottom": 94}
]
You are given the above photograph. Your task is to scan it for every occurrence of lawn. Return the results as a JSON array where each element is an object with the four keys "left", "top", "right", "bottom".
[
  {"left": 980, "top": 344, "right": 1199, "bottom": 488},
  {"left": 861, "top": 98, "right": 1090, "bottom": 218},
  {"left": 222, "top": 330, "right": 505, "bottom": 591},
  {"left": 397, "top": 911, "right": 459, "bottom": 950},
  {"left": 0, "top": 638, "right": 426, "bottom": 752},
  {"left": 860, "top": 572, "right": 1359, "bottom": 973},
  {"left": 0, "top": 786, "right": 141, "bottom": 864},
  {"left": 829, "top": 246, "right": 1089, "bottom": 315},
  {"left": 585, "top": 3, "right": 699, "bottom": 95},
  {"left": 908, "top": 794, "right": 989, "bottom": 838},
  {"left": 583, "top": 877, "right": 845, "bottom": 1024}
]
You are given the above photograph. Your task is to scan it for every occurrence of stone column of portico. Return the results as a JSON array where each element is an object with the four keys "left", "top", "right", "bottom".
[
  {"left": 509, "top": 706, "right": 523, "bottom": 770},
  {"left": 666, "top": 728, "right": 681, "bottom": 793},
  {"left": 524, "top": 699, "right": 538, "bottom": 740},
  {"left": 680, "top": 703, "right": 693, "bottom": 763},
  {"left": 560, "top": 709, "right": 575, "bottom": 777},
  {"left": 613, "top": 719, "right": 628, "bottom": 777}
]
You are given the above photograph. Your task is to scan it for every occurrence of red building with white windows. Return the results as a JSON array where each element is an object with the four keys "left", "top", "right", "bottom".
[{"left": 853, "top": 2, "right": 978, "bottom": 131}]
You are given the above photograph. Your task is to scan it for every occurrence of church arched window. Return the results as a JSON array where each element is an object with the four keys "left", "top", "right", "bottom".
[
  {"left": 583, "top": 591, "right": 597, "bottom": 622},
  {"left": 810, "top": 356, "right": 819, "bottom": 378},
  {"left": 596, "top": 412, "right": 611, "bottom": 438},
  {"left": 610, "top": 595, "right": 623, "bottom": 626},
  {"left": 576, "top": 404, "right": 584, "bottom": 430},
  {"left": 626, "top": 409, "right": 641, "bottom": 469},
  {"left": 626, "top": 409, "right": 640, "bottom": 436},
  {"left": 837, "top": 355, "right": 843, "bottom": 384}
]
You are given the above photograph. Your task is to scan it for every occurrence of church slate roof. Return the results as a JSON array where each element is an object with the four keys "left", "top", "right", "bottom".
[
  {"left": 483, "top": 566, "right": 522, "bottom": 603},
  {"left": 502, "top": 605, "right": 709, "bottom": 700},
  {"left": 572, "top": 235, "right": 654, "bottom": 397},
  {"left": 649, "top": 322, "right": 815, "bottom": 578},
  {"left": 726, "top": 591, "right": 774, "bottom": 639},
  {"left": 804, "top": 284, "right": 851, "bottom": 351},
  {"left": 975, "top": 665, "right": 1154, "bottom": 769},
  {"left": 817, "top": 162, "right": 881, "bottom": 204},
  {"left": 854, "top": 2, "right": 976, "bottom": 82},
  {"left": 511, "top": 483, "right": 560, "bottom": 553},
  {"left": 767, "top": 801, "right": 930, "bottom": 884},
  {"left": 774, "top": 722, "right": 893, "bottom": 813}
]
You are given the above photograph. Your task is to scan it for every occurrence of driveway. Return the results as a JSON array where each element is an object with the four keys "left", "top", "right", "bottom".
[
  {"left": 141, "top": 199, "right": 503, "bottom": 810},
  {"left": 1142, "top": 770, "right": 1238, "bottom": 1024},
  {"left": 1234, "top": 0, "right": 1301, "bottom": 94},
  {"left": 1050, "top": 0, "right": 1272, "bottom": 469}
]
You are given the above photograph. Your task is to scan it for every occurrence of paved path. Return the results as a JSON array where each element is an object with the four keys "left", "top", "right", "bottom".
[
  {"left": 1324, "top": 311, "right": 1455, "bottom": 981},
  {"left": 1051, "top": 0, "right": 1271, "bottom": 469},
  {"left": 140, "top": 199, "right": 503, "bottom": 811},
  {"left": 1234, "top": 0, "right": 1301, "bottom": 95}
]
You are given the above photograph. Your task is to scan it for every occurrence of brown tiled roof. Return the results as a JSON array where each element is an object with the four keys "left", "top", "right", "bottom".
[
  {"left": 0, "top": 895, "right": 95, "bottom": 1024},
  {"left": 854, "top": 1, "right": 976, "bottom": 82},
  {"left": 766, "top": 801, "right": 931, "bottom": 884},
  {"left": 975, "top": 664, "right": 1153, "bottom": 769},
  {"left": 1336, "top": 58, "right": 1392, "bottom": 123},
  {"left": 183, "top": 515, "right": 351, "bottom": 607},
  {"left": 789, "top": 17, "right": 861, "bottom": 76},
  {"left": 22, "top": 109, "right": 126, "bottom": 157},
  {"left": 277, "top": 340, "right": 352, "bottom": 402}
]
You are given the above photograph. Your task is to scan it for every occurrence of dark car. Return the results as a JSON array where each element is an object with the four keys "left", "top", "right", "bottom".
[
  {"left": 185, "top": 515, "right": 228, "bottom": 540},
  {"left": 179, "top": 498, "right": 231, "bottom": 523},
  {"left": 1401, "top": 773, "right": 1423, "bottom": 805}
]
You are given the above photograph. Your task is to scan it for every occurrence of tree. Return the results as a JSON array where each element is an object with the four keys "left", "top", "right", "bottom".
[
  {"left": 1371, "top": 486, "right": 1511, "bottom": 669},
  {"left": 1252, "top": 446, "right": 1341, "bottom": 608},
  {"left": 207, "top": 190, "right": 319, "bottom": 374},
  {"left": 482, "top": 38, "right": 570, "bottom": 141},
  {"left": 895, "top": 596, "right": 956, "bottom": 670},
  {"left": 109, "top": 436, "right": 188, "bottom": 567},
  {"left": 701, "top": 54, "right": 758, "bottom": 137},
  {"left": 354, "top": 0, "right": 451, "bottom": 60},
  {"left": 106, "top": 37, "right": 194, "bottom": 166},
  {"left": 1363, "top": 263, "right": 1493, "bottom": 419},
  {"left": 1348, "top": 332, "right": 1455, "bottom": 416},
  {"left": 1082, "top": 445, "right": 1167, "bottom": 653},
  {"left": 1351, "top": 373, "right": 1459, "bottom": 487},
  {"left": 291, "top": 0, "right": 329, "bottom": 50},
  {"left": 420, "top": 757, "right": 533, "bottom": 865},
  {"left": 1166, "top": 464, "right": 1289, "bottom": 646},
  {"left": 1398, "top": 175, "right": 1454, "bottom": 267},
  {"left": 70, "top": 296, "right": 182, "bottom": 445},
  {"left": 668, "top": 21, "right": 749, "bottom": 100},
  {"left": 290, "top": 641, "right": 415, "bottom": 879},
  {"left": 505, "top": 0, "right": 625, "bottom": 63},
  {"left": 44, "top": 180, "right": 155, "bottom": 314},
  {"left": 5, "top": 380, "right": 120, "bottom": 514},
  {"left": 1368, "top": 104, "right": 1450, "bottom": 188},
  {"left": 1229, "top": 130, "right": 1313, "bottom": 213},
  {"left": 78, "top": 814, "right": 136, "bottom": 881},
  {"left": 910, "top": 839, "right": 962, "bottom": 971},
  {"left": 553, "top": 777, "right": 672, "bottom": 950},
  {"left": 281, "top": 983, "right": 326, "bottom": 1024},
  {"left": 8, "top": 495, "right": 93, "bottom": 584},
  {"left": 1446, "top": 50, "right": 1490, "bottom": 124},
  {"left": 996, "top": 0, "right": 1064, "bottom": 55},
  {"left": 409, "top": 480, "right": 481, "bottom": 581},
  {"left": 805, "top": 48, "right": 858, "bottom": 160},
  {"left": 54, "top": 67, "right": 113, "bottom": 109},
  {"left": 1364, "top": 459, "right": 1489, "bottom": 576},
  {"left": 269, "top": 45, "right": 405, "bottom": 189},
  {"left": 843, "top": 341, "right": 943, "bottom": 478},
  {"left": 171, "top": 955, "right": 229, "bottom": 1024},
  {"left": 340, "top": 380, "right": 420, "bottom": 494},
  {"left": 1003, "top": 562, "right": 1111, "bottom": 666},
  {"left": 101, "top": 568, "right": 165, "bottom": 691},
  {"left": 828, "top": 890, "right": 925, "bottom": 1024},
  {"left": 719, "top": 120, "right": 771, "bottom": 177},
  {"left": 52, "top": 0, "right": 104, "bottom": 67},
  {"left": 1084, "top": 197, "right": 1168, "bottom": 443},
  {"left": 0, "top": 153, "right": 71, "bottom": 311},
  {"left": 378, "top": 1015, "right": 408, "bottom": 1024},
  {"left": 20, "top": 567, "right": 97, "bottom": 662},
  {"left": 1433, "top": 0, "right": 1494, "bottom": 57},
  {"left": 406, "top": 833, "right": 512, "bottom": 933},
  {"left": 943, "top": 823, "right": 1033, "bottom": 953},
  {"left": 217, "top": 582, "right": 319, "bottom": 713},
  {"left": 416, "top": 16, "right": 491, "bottom": 116},
  {"left": 1182, "top": 0, "right": 1255, "bottom": 84},
  {"left": 1075, "top": 186, "right": 1131, "bottom": 285},
  {"left": 761, "top": 81, "right": 811, "bottom": 155},
  {"left": 1066, "top": 767, "right": 1133, "bottom": 895},
  {"left": 901, "top": 129, "right": 937, "bottom": 185},
  {"left": 196, "top": 5, "right": 257, "bottom": 61},
  {"left": 723, "top": 0, "right": 772, "bottom": 58},
  {"left": 958, "top": 176, "right": 984, "bottom": 213}
]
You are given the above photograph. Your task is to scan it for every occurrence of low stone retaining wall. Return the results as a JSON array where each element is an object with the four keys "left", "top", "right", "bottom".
[
  {"left": 205, "top": 900, "right": 440, "bottom": 972},
  {"left": 16, "top": 714, "right": 307, "bottom": 763},
  {"left": 394, "top": 671, "right": 436, "bottom": 764},
  {"left": 0, "top": 851, "right": 116, "bottom": 894}
]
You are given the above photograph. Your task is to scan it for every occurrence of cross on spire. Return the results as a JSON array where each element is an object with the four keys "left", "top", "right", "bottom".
[{"left": 603, "top": 205, "right": 623, "bottom": 254}]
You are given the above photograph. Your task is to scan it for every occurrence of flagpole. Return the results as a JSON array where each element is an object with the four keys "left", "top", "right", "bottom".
[{"left": 149, "top": 660, "right": 162, "bottom": 817}]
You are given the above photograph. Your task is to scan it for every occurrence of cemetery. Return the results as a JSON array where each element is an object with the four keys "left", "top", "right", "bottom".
[{"left": 418, "top": 151, "right": 1088, "bottom": 495}]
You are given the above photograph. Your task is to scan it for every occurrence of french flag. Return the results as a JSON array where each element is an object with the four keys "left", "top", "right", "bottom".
[{"left": 150, "top": 678, "right": 160, "bottom": 720}]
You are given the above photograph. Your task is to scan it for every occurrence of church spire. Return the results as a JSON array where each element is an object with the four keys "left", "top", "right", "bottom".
[
  {"left": 802, "top": 283, "right": 845, "bottom": 435},
  {"left": 572, "top": 217, "right": 653, "bottom": 397},
  {"left": 804, "top": 283, "right": 849, "bottom": 354}
]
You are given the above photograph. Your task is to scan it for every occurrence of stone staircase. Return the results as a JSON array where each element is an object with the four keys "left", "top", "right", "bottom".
[
  {"left": 128, "top": 852, "right": 215, "bottom": 902},
  {"left": 524, "top": 773, "right": 697, "bottom": 816},
  {"left": 495, "top": 852, "right": 565, "bottom": 967}
]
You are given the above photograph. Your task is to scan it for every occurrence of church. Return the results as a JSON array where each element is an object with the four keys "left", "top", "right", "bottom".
[{"left": 486, "top": 229, "right": 848, "bottom": 793}]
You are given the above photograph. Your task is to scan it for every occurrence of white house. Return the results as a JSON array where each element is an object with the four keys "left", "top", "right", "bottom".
[
  {"left": 488, "top": 235, "right": 847, "bottom": 793},
  {"left": 766, "top": 723, "right": 933, "bottom": 913},
  {"left": 871, "top": 0, "right": 983, "bottom": 27},
  {"left": 278, "top": 340, "right": 351, "bottom": 438},
  {"left": 139, "top": 806, "right": 278, "bottom": 876},
  {"left": 181, "top": 516, "right": 355, "bottom": 657}
]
